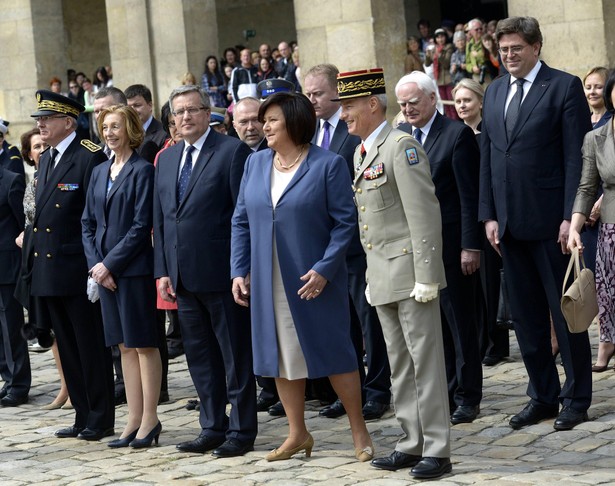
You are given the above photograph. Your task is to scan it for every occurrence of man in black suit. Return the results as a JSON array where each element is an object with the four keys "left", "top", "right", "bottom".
[
  {"left": 396, "top": 71, "right": 483, "bottom": 425},
  {"left": 231, "top": 95, "right": 279, "bottom": 412},
  {"left": 125, "top": 84, "right": 167, "bottom": 163},
  {"left": 0, "top": 166, "right": 29, "bottom": 406},
  {"left": 30, "top": 90, "right": 114, "bottom": 440},
  {"left": 154, "top": 85, "right": 256, "bottom": 457},
  {"left": 275, "top": 42, "right": 301, "bottom": 92},
  {"left": 304, "top": 64, "right": 392, "bottom": 421},
  {"left": 479, "top": 16, "right": 592, "bottom": 430}
]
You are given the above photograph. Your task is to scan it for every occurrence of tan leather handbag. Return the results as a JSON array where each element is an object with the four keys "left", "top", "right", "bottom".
[{"left": 561, "top": 247, "right": 598, "bottom": 333}]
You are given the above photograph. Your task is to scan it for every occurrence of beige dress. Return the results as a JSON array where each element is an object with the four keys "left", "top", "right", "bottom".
[{"left": 271, "top": 165, "right": 308, "bottom": 379}]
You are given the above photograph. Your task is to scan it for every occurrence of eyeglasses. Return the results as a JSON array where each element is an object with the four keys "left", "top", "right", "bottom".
[
  {"left": 34, "top": 115, "right": 68, "bottom": 123},
  {"left": 173, "top": 107, "right": 206, "bottom": 117},
  {"left": 498, "top": 45, "right": 526, "bottom": 56}
]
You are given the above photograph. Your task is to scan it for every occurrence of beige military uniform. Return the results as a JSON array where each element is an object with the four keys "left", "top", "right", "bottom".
[{"left": 353, "top": 123, "right": 450, "bottom": 458}]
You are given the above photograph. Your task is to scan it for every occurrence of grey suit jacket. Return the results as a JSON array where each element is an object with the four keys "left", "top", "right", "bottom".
[
  {"left": 353, "top": 123, "right": 445, "bottom": 306},
  {"left": 573, "top": 120, "right": 615, "bottom": 223}
]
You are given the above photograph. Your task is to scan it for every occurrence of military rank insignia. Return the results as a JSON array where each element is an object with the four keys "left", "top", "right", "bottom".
[
  {"left": 57, "top": 183, "right": 79, "bottom": 191},
  {"left": 81, "top": 139, "right": 101, "bottom": 152},
  {"left": 406, "top": 148, "right": 419, "bottom": 165},
  {"left": 363, "top": 162, "right": 384, "bottom": 180}
]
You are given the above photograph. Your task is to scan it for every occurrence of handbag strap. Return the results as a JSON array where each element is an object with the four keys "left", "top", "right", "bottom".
[{"left": 562, "top": 247, "right": 583, "bottom": 295}]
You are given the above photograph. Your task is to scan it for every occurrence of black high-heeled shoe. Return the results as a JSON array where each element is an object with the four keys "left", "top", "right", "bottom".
[
  {"left": 107, "top": 428, "right": 139, "bottom": 448},
  {"left": 129, "top": 421, "right": 162, "bottom": 449}
]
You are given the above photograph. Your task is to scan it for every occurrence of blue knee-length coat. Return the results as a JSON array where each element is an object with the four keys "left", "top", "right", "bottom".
[{"left": 231, "top": 144, "right": 357, "bottom": 378}]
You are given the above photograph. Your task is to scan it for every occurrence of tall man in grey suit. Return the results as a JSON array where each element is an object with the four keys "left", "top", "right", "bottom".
[
  {"left": 338, "top": 68, "right": 451, "bottom": 480},
  {"left": 479, "top": 17, "right": 592, "bottom": 431},
  {"left": 154, "top": 85, "right": 256, "bottom": 457},
  {"left": 305, "top": 64, "right": 391, "bottom": 421}
]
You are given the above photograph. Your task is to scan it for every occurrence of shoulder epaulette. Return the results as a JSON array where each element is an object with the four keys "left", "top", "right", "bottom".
[
  {"left": 10, "top": 155, "right": 20, "bottom": 160},
  {"left": 8, "top": 144, "right": 16, "bottom": 149},
  {"left": 81, "top": 139, "right": 102, "bottom": 152},
  {"left": 395, "top": 134, "right": 412, "bottom": 142}
]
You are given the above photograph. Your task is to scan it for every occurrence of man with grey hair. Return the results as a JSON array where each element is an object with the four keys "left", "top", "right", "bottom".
[
  {"left": 339, "top": 68, "right": 451, "bottom": 479},
  {"left": 30, "top": 89, "right": 114, "bottom": 439},
  {"left": 232, "top": 97, "right": 266, "bottom": 151},
  {"left": 305, "top": 63, "right": 392, "bottom": 421},
  {"left": 396, "top": 70, "right": 483, "bottom": 426},
  {"left": 153, "top": 85, "right": 256, "bottom": 457}
]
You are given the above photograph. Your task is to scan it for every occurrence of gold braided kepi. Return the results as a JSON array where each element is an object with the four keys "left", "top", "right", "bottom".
[
  {"left": 31, "top": 90, "right": 84, "bottom": 119},
  {"left": 332, "top": 68, "right": 386, "bottom": 101}
]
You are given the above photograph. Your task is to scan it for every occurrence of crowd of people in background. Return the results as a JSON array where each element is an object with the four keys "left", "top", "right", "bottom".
[{"left": 0, "top": 14, "right": 613, "bottom": 482}]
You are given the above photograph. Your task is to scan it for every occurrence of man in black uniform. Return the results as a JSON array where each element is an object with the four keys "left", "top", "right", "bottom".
[{"left": 30, "top": 90, "right": 114, "bottom": 440}]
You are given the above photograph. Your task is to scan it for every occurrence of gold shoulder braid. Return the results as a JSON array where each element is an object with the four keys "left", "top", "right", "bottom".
[{"left": 81, "top": 139, "right": 102, "bottom": 152}]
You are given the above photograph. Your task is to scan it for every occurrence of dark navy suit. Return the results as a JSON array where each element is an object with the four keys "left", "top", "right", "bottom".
[
  {"left": 0, "top": 146, "right": 24, "bottom": 178},
  {"left": 401, "top": 113, "right": 483, "bottom": 409},
  {"left": 139, "top": 118, "right": 168, "bottom": 164},
  {"left": 479, "top": 62, "right": 593, "bottom": 411},
  {"left": 154, "top": 130, "right": 256, "bottom": 443},
  {"left": 0, "top": 168, "right": 29, "bottom": 398},
  {"left": 32, "top": 134, "right": 114, "bottom": 431},
  {"left": 312, "top": 118, "right": 392, "bottom": 406},
  {"left": 81, "top": 153, "right": 157, "bottom": 347}
]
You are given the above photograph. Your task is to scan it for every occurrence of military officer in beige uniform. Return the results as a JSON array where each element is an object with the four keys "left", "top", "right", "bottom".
[{"left": 337, "top": 68, "right": 452, "bottom": 480}]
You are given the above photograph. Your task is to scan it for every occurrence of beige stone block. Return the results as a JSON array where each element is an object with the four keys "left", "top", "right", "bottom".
[
  {"left": 508, "top": 0, "right": 565, "bottom": 23},
  {"left": 296, "top": 26, "right": 328, "bottom": 75},
  {"left": 294, "top": 0, "right": 344, "bottom": 30},
  {"left": 326, "top": 22, "right": 377, "bottom": 71},
  {"left": 564, "top": 0, "right": 603, "bottom": 22}
]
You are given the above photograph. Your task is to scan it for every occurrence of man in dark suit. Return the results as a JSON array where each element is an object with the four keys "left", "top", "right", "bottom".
[
  {"left": 154, "top": 85, "right": 256, "bottom": 457},
  {"left": 396, "top": 71, "right": 483, "bottom": 425},
  {"left": 479, "top": 16, "right": 592, "bottom": 430},
  {"left": 275, "top": 42, "right": 301, "bottom": 92},
  {"left": 231, "top": 95, "right": 280, "bottom": 413},
  {"left": 0, "top": 166, "right": 30, "bottom": 406},
  {"left": 125, "top": 84, "right": 167, "bottom": 163},
  {"left": 30, "top": 90, "right": 114, "bottom": 440},
  {"left": 304, "top": 63, "right": 392, "bottom": 421}
]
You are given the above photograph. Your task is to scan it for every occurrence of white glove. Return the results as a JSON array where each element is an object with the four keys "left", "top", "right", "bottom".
[
  {"left": 410, "top": 282, "right": 439, "bottom": 303},
  {"left": 87, "top": 276, "right": 100, "bottom": 303},
  {"left": 365, "top": 283, "right": 371, "bottom": 305}
]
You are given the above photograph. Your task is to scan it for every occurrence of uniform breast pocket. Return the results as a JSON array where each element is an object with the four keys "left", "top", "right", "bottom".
[{"left": 365, "top": 174, "right": 395, "bottom": 212}]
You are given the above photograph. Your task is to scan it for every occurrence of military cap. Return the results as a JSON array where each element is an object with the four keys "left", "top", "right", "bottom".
[
  {"left": 333, "top": 68, "right": 386, "bottom": 101},
  {"left": 31, "top": 89, "right": 84, "bottom": 119},
  {"left": 257, "top": 78, "right": 295, "bottom": 99},
  {"left": 210, "top": 106, "right": 226, "bottom": 126}
]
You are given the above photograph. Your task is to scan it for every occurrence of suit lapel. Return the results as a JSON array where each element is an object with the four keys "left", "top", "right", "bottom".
[
  {"left": 106, "top": 156, "right": 134, "bottom": 207},
  {"left": 177, "top": 133, "right": 215, "bottom": 210},
  {"left": 354, "top": 125, "right": 391, "bottom": 183},
  {"left": 509, "top": 64, "right": 551, "bottom": 144},
  {"left": 423, "top": 113, "right": 442, "bottom": 156},
  {"left": 492, "top": 74, "right": 510, "bottom": 143},
  {"left": 328, "top": 122, "right": 348, "bottom": 154},
  {"left": 35, "top": 141, "right": 77, "bottom": 216}
]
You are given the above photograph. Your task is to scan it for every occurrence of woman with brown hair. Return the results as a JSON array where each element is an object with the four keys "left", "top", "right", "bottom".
[{"left": 82, "top": 105, "right": 161, "bottom": 448}]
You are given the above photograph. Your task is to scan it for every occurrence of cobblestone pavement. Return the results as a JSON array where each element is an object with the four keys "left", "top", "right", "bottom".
[{"left": 1, "top": 325, "right": 614, "bottom": 485}]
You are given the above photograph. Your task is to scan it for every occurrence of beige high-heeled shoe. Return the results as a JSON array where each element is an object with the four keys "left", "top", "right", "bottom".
[
  {"left": 265, "top": 433, "right": 314, "bottom": 461},
  {"left": 355, "top": 443, "right": 375, "bottom": 462},
  {"left": 41, "top": 396, "right": 68, "bottom": 410}
]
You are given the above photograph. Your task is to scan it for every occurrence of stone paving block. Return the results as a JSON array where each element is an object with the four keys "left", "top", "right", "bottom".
[
  {"left": 297, "top": 467, "right": 353, "bottom": 480},
  {"left": 481, "top": 446, "right": 527, "bottom": 460},
  {"left": 492, "top": 433, "right": 539, "bottom": 447},
  {"left": 242, "top": 471, "right": 304, "bottom": 483},
  {"left": 562, "top": 437, "right": 608, "bottom": 453}
]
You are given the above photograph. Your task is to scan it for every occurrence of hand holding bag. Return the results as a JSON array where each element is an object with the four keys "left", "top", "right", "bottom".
[{"left": 561, "top": 247, "right": 598, "bottom": 333}]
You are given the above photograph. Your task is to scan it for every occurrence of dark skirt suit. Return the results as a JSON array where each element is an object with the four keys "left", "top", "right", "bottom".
[
  {"left": 231, "top": 145, "right": 358, "bottom": 378},
  {"left": 82, "top": 153, "right": 157, "bottom": 348}
]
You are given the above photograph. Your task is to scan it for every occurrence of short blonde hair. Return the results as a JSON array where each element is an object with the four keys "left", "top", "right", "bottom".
[
  {"left": 97, "top": 105, "right": 144, "bottom": 150},
  {"left": 452, "top": 78, "right": 484, "bottom": 102}
]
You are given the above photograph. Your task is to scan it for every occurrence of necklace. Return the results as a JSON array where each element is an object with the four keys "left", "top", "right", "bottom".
[{"left": 275, "top": 145, "right": 304, "bottom": 170}]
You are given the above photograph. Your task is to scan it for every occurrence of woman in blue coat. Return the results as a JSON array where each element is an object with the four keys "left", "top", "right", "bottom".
[
  {"left": 231, "top": 92, "right": 373, "bottom": 462},
  {"left": 82, "top": 105, "right": 161, "bottom": 448}
]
